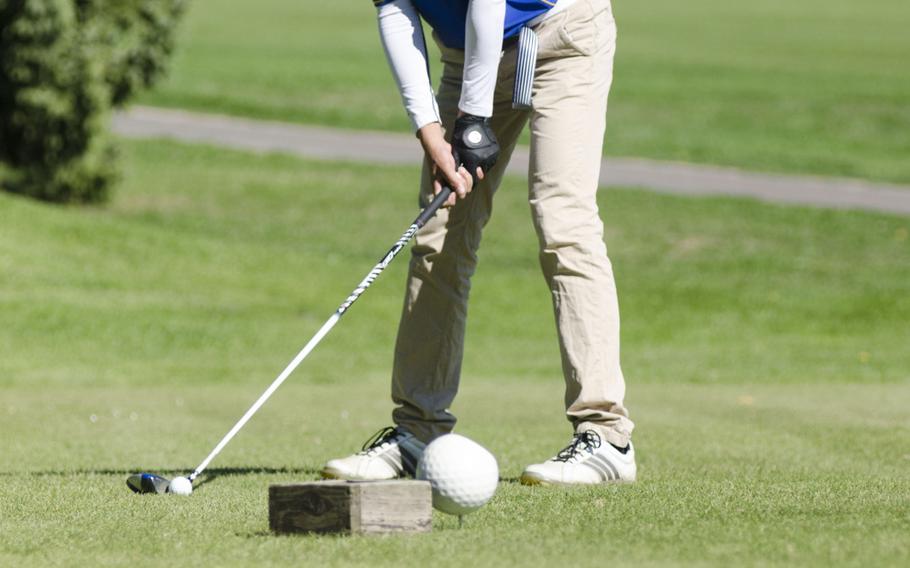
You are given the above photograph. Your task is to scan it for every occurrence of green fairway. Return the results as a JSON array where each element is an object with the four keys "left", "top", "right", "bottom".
[
  {"left": 2, "top": 382, "right": 908, "bottom": 566},
  {"left": 139, "top": 0, "right": 910, "bottom": 183},
  {"left": 1, "top": 140, "right": 908, "bottom": 565}
]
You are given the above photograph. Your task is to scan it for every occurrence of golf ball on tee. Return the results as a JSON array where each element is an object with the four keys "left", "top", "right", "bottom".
[
  {"left": 416, "top": 434, "right": 498, "bottom": 516},
  {"left": 168, "top": 476, "right": 193, "bottom": 496}
]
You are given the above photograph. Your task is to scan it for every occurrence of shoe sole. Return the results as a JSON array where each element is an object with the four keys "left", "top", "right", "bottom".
[
  {"left": 321, "top": 467, "right": 402, "bottom": 482},
  {"left": 520, "top": 472, "right": 635, "bottom": 486},
  {"left": 519, "top": 472, "right": 553, "bottom": 486},
  {"left": 321, "top": 468, "right": 343, "bottom": 480}
]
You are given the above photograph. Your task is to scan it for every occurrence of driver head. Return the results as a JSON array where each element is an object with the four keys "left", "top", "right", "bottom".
[{"left": 126, "top": 472, "right": 171, "bottom": 494}]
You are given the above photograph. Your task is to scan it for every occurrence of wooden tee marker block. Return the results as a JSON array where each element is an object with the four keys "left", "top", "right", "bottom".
[{"left": 269, "top": 480, "right": 432, "bottom": 535}]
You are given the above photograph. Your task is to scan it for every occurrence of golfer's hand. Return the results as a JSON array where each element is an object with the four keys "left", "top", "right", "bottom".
[{"left": 417, "top": 122, "right": 477, "bottom": 207}]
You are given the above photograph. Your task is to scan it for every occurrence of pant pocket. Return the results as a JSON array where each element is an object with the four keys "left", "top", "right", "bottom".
[{"left": 537, "top": 0, "right": 614, "bottom": 59}]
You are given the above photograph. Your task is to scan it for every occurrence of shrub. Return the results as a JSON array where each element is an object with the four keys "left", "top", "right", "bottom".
[
  {"left": 76, "top": 0, "right": 185, "bottom": 107},
  {"left": 0, "top": 0, "right": 184, "bottom": 204}
]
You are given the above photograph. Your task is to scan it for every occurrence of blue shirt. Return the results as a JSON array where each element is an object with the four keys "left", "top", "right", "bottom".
[{"left": 373, "top": 0, "right": 556, "bottom": 49}]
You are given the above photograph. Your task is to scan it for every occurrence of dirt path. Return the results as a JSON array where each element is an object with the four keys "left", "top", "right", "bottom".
[{"left": 113, "top": 106, "right": 910, "bottom": 216}]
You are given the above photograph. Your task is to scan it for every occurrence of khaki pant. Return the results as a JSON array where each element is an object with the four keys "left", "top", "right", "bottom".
[{"left": 391, "top": 0, "right": 633, "bottom": 448}]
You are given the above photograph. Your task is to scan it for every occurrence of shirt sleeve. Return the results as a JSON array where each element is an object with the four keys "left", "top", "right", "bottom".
[
  {"left": 459, "top": 0, "right": 506, "bottom": 117},
  {"left": 376, "top": 0, "right": 441, "bottom": 132}
]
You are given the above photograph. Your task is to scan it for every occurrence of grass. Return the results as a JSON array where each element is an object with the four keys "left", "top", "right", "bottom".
[
  {"left": 1, "top": 382, "right": 908, "bottom": 566},
  {"left": 139, "top": 0, "right": 910, "bottom": 183},
  {"left": 1, "top": 139, "right": 908, "bottom": 565}
]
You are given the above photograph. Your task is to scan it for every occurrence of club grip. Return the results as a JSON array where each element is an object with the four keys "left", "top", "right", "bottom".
[{"left": 415, "top": 186, "right": 453, "bottom": 228}]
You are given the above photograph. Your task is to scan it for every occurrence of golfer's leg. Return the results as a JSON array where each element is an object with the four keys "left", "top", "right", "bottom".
[
  {"left": 529, "top": 0, "right": 633, "bottom": 447},
  {"left": 392, "top": 41, "right": 528, "bottom": 442}
]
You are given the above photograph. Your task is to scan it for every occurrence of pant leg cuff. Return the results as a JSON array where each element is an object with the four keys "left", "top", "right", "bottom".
[{"left": 574, "top": 421, "right": 631, "bottom": 448}]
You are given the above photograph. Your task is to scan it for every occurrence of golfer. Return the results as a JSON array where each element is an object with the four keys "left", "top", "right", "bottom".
[{"left": 324, "top": 0, "right": 635, "bottom": 485}]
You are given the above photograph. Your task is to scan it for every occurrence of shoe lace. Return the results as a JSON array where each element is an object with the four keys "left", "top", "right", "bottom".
[
  {"left": 359, "top": 426, "right": 402, "bottom": 455},
  {"left": 554, "top": 431, "right": 602, "bottom": 462}
]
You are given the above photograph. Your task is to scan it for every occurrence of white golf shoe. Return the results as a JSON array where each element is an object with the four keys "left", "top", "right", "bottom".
[
  {"left": 322, "top": 426, "right": 426, "bottom": 481},
  {"left": 520, "top": 430, "right": 636, "bottom": 485}
]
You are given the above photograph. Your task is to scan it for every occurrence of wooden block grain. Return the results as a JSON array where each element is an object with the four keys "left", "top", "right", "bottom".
[{"left": 269, "top": 480, "right": 432, "bottom": 535}]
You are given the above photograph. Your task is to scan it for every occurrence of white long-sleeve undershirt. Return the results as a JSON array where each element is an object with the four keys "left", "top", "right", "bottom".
[
  {"left": 459, "top": 0, "right": 506, "bottom": 117},
  {"left": 377, "top": 0, "right": 440, "bottom": 131}
]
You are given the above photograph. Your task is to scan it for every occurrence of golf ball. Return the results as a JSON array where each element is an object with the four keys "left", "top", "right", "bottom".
[
  {"left": 416, "top": 434, "right": 498, "bottom": 516},
  {"left": 168, "top": 476, "right": 193, "bottom": 496}
]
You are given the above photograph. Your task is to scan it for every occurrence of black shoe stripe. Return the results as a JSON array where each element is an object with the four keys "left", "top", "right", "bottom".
[
  {"left": 590, "top": 454, "right": 620, "bottom": 480},
  {"left": 586, "top": 455, "right": 614, "bottom": 480},
  {"left": 378, "top": 451, "right": 402, "bottom": 473},
  {"left": 581, "top": 460, "right": 610, "bottom": 481}
]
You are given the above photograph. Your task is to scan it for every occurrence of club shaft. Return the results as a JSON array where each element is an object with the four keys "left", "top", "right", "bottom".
[{"left": 189, "top": 187, "right": 452, "bottom": 481}]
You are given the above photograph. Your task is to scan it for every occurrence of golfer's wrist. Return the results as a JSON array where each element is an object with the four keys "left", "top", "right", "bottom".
[
  {"left": 417, "top": 122, "right": 449, "bottom": 160},
  {"left": 417, "top": 121, "right": 443, "bottom": 145}
]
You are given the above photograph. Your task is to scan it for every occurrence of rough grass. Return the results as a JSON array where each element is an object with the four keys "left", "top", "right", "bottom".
[
  {"left": 139, "top": 0, "right": 910, "bottom": 182},
  {"left": 2, "top": 142, "right": 908, "bottom": 388},
  {"left": 1, "top": 140, "right": 908, "bottom": 565}
]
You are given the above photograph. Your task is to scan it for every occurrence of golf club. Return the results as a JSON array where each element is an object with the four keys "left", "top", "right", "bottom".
[{"left": 128, "top": 186, "right": 453, "bottom": 494}]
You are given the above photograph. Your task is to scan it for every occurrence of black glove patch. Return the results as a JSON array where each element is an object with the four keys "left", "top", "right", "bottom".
[{"left": 452, "top": 114, "right": 500, "bottom": 182}]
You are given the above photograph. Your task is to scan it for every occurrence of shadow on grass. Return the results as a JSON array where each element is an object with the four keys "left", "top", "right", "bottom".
[
  {"left": 191, "top": 466, "right": 323, "bottom": 489},
  {"left": 1, "top": 469, "right": 529, "bottom": 499},
  {"left": 0, "top": 466, "right": 323, "bottom": 478},
  {"left": 0, "top": 466, "right": 324, "bottom": 494},
  {"left": 4, "top": 469, "right": 520, "bottom": 480}
]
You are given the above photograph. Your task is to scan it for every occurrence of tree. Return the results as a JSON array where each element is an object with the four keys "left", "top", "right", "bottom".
[{"left": 0, "top": 0, "right": 184, "bottom": 203}]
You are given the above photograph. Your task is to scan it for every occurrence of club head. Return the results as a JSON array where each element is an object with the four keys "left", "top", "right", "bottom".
[{"left": 126, "top": 472, "right": 171, "bottom": 494}]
